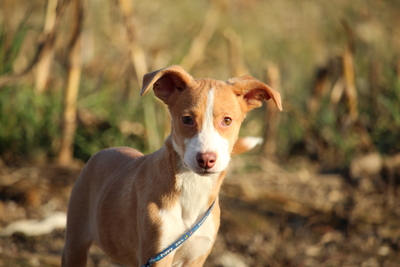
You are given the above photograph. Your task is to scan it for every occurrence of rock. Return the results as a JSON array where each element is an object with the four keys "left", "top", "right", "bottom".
[
  {"left": 213, "top": 252, "right": 247, "bottom": 267},
  {"left": 0, "top": 212, "right": 66, "bottom": 236},
  {"left": 350, "top": 153, "right": 383, "bottom": 179}
]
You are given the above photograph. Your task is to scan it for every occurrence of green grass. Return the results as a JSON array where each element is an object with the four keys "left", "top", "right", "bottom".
[{"left": 0, "top": 86, "right": 62, "bottom": 161}]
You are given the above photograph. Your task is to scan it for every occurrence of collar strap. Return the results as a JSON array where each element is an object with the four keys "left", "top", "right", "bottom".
[{"left": 141, "top": 201, "right": 216, "bottom": 267}]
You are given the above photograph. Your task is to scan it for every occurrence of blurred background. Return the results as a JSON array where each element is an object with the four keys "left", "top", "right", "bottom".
[{"left": 0, "top": 0, "right": 400, "bottom": 266}]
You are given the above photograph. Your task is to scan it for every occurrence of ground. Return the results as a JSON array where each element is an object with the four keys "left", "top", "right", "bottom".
[{"left": 0, "top": 154, "right": 400, "bottom": 267}]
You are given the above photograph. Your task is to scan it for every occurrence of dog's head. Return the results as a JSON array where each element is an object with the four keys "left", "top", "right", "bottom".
[{"left": 141, "top": 65, "right": 282, "bottom": 175}]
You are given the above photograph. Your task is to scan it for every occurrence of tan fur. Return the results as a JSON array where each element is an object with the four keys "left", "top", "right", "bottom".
[{"left": 62, "top": 65, "right": 282, "bottom": 267}]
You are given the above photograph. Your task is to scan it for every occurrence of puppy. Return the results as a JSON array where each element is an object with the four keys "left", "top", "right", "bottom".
[{"left": 62, "top": 65, "right": 282, "bottom": 267}]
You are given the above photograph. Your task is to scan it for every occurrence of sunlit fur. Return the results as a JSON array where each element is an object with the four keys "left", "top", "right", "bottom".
[{"left": 62, "top": 65, "right": 282, "bottom": 267}]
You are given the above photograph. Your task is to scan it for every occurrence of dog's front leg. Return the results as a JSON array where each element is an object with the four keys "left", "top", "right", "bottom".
[
  {"left": 61, "top": 233, "right": 91, "bottom": 267},
  {"left": 182, "top": 247, "right": 213, "bottom": 267}
]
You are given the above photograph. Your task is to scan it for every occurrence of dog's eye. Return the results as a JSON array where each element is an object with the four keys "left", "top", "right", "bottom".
[
  {"left": 182, "top": 116, "right": 194, "bottom": 125},
  {"left": 222, "top": 117, "right": 232, "bottom": 126}
]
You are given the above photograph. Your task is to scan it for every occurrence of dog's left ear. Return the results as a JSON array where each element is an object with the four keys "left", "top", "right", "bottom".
[
  {"left": 141, "top": 65, "right": 194, "bottom": 104},
  {"left": 230, "top": 75, "right": 283, "bottom": 112}
]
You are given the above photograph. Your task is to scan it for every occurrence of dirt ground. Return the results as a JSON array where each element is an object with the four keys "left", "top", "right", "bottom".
[{"left": 0, "top": 153, "right": 400, "bottom": 267}]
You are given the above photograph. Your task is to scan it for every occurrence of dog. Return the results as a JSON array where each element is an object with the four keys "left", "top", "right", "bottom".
[{"left": 62, "top": 65, "right": 282, "bottom": 267}]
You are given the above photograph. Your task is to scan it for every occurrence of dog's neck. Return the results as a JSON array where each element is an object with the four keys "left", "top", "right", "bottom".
[{"left": 162, "top": 136, "right": 225, "bottom": 223}]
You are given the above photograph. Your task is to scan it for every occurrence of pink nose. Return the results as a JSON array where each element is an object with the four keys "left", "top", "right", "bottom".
[{"left": 196, "top": 152, "right": 217, "bottom": 169}]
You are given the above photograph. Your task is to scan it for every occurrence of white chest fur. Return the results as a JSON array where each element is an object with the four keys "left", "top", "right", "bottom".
[{"left": 157, "top": 170, "right": 218, "bottom": 265}]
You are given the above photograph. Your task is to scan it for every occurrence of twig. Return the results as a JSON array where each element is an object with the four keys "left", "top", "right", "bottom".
[
  {"left": 0, "top": 0, "right": 70, "bottom": 88},
  {"left": 117, "top": 0, "right": 148, "bottom": 82},
  {"left": 263, "top": 63, "right": 282, "bottom": 158},
  {"left": 308, "top": 66, "right": 329, "bottom": 115},
  {"left": 223, "top": 28, "right": 248, "bottom": 77},
  {"left": 117, "top": 0, "right": 161, "bottom": 152},
  {"left": 34, "top": 0, "right": 58, "bottom": 93},
  {"left": 180, "top": 0, "right": 222, "bottom": 72},
  {"left": 341, "top": 21, "right": 358, "bottom": 121},
  {"left": 342, "top": 48, "right": 358, "bottom": 121}
]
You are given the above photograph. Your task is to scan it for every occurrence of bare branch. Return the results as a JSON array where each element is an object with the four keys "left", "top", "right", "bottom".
[
  {"left": 57, "top": 0, "right": 84, "bottom": 165},
  {"left": 224, "top": 28, "right": 249, "bottom": 77},
  {"left": 0, "top": 0, "right": 70, "bottom": 88},
  {"left": 180, "top": 0, "right": 222, "bottom": 72}
]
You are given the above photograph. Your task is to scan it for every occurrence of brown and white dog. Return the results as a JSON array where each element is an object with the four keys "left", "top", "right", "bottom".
[{"left": 62, "top": 65, "right": 282, "bottom": 267}]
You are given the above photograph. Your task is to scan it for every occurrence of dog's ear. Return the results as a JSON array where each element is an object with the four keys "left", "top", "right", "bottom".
[
  {"left": 140, "top": 65, "right": 194, "bottom": 103},
  {"left": 230, "top": 75, "right": 282, "bottom": 112}
]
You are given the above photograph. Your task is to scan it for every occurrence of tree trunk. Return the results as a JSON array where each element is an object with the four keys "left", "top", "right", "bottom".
[
  {"left": 34, "top": 0, "right": 58, "bottom": 93},
  {"left": 57, "top": 0, "right": 84, "bottom": 165},
  {"left": 263, "top": 63, "right": 282, "bottom": 158}
]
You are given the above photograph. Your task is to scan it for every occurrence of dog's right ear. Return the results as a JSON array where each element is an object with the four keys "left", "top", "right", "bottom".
[{"left": 140, "top": 65, "right": 194, "bottom": 104}]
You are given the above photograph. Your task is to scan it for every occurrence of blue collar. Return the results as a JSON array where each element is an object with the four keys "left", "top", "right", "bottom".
[{"left": 141, "top": 201, "right": 216, "bottom": 267}]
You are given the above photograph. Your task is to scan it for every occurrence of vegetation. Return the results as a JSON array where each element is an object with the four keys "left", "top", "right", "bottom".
[
  {"left": 0, "top": 0, "right": 399, "bottom": 169},
  {"left": 1, "top": 1, "right": 400, "bottom": 266}
]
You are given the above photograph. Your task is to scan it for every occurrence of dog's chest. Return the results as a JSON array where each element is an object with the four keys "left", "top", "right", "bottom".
[{"left": 157, "top": 172, "right": 218, "bottom": 265}]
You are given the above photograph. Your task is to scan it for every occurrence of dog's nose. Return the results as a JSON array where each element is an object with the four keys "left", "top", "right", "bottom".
[{"left": 196, "top": 152, "right": 216, "bottom": 169}]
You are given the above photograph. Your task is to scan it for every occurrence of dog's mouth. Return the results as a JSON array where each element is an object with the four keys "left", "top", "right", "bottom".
[
  {"left": 181, "top": 156, "right": 223, "bottom": 175},
  {"left": 195, "top": 169, "right": 219, "bottom": 176}
]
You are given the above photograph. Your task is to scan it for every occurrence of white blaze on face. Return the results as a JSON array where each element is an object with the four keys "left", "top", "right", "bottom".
[{"left": 183, "top": 88, "right": 230, "bottom": 173}]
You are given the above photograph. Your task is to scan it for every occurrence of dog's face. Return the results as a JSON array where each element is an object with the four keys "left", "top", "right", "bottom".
[
  {"left": 168, "top": 81, "right": 245, "bottom": 174},
  {"left": 141, "top": 66, "right": 282, "bottom": 175}
]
